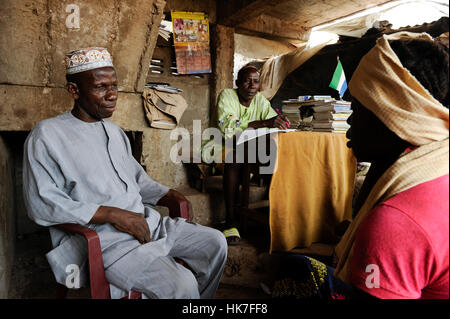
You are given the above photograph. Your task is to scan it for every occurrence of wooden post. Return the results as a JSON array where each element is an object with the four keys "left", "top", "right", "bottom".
[{"left": 209, "top": 24, "right": 235, "bottom": 127}]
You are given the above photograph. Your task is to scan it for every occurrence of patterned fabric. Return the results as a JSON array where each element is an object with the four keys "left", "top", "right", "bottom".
[
  {"left": 272, "top": 255, "right": 353, "bottom": 299},
  {"left": 65, "top": 47, "right": 113, "bottom": 74}
]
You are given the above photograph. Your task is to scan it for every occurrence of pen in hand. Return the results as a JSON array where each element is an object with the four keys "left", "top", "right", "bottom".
[{"left": 275, "top": 108, "right": 290, "bottom": 128}]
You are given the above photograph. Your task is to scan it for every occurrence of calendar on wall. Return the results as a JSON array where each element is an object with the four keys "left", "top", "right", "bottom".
[{"left": 171, "top": 11, "right": 212, "bottom": 75}]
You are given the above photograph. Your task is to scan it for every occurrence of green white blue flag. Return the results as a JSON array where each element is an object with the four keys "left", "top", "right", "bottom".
[{"left": 329, "top": 58, "right": 347, "bottom": 98}]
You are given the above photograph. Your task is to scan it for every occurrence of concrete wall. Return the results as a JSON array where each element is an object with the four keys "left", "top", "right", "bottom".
[
  {"left": 0, "top": 0, "right": 165, "bottom": 123},
  {"left": 0, "top": 0, "right": 167, "bottom": 135},
  {"left": 0, "top": 0, "right": 165, "bottom": 91},
  {"left": 0, "top": 137, "right": 15, "bottom": 298}
]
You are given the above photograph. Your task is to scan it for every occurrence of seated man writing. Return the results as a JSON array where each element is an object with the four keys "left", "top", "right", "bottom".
[
  {"left": 272, "top": 32, "right": 449, "bottom": 299},
  {"left": 211, "top": 65, "right": 289, "bottom": 245},
  {"left": 22, "top": 47, "right": 227, "bottom": 299}
]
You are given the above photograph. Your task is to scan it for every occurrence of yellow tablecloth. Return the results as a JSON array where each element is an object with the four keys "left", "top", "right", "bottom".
[{"left": 269, "top": 131, "right": 356, "bottom": 252}]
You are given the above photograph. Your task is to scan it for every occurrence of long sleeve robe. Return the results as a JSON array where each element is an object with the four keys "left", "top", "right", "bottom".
[{"left": 23, "top": 111, "right": 171, "bottom": 287}]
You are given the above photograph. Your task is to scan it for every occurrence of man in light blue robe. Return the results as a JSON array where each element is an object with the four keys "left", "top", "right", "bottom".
[{"left": 22, "top": 47, "right": 227, "bottom": 298}]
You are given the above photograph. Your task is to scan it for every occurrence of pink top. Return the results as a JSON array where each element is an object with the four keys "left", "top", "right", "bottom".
[{"left": 349, "top": 174, "right": 449, "bottom": 299}]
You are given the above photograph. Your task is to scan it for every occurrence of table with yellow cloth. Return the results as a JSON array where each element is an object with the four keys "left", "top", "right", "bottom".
[{"left": 269, "top": 131, "right": 356, "bottom": 252}]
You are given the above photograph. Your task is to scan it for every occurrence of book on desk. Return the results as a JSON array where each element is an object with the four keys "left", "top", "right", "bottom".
[{"left": 311, "top": 100, "right": 352, "bottom": 133}]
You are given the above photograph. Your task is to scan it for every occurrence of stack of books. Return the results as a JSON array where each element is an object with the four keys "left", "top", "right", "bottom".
[
  {"left": 281, "top": 96, "right": 335, "bottom": 130},
  {"left": 280, "top": 100, "right": 302, "bottom": 128},
  {"left": 311, "top": 100, "right": 352, "bottom": 133}
]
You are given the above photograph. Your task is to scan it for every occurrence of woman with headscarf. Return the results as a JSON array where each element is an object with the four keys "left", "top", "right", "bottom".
[{"left": 272, "top": 32, "right": 449, "bottom": 299}]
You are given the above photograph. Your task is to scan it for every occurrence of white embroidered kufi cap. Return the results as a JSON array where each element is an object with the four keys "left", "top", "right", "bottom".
[{"left": 65, "top": 47, "right": 113, "bottom": 75}]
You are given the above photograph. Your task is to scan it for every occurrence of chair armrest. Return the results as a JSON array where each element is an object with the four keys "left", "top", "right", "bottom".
[
  {"left": 56, "top": 223, "right": 110, "bottom": 299},
  {"left": 157, "top": 196, "right": 191, "bottom": 221}
]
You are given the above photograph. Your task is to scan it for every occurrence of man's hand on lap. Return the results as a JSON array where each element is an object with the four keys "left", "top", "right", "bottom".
[{"left": 91, "top": 206, "right": 151, "bottom": 244}]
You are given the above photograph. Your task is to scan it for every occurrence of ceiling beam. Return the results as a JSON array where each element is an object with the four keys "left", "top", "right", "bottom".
[
  {"left": 218, "top": 0, "right": 292, "bottom": 27},
  {"left": 236, "top": 13, "right": 311, "bottom": 41}
]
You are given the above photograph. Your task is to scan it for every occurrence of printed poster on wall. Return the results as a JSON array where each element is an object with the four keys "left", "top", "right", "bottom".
[{"left": 171, "top": 11, "right": 211, "bottom": 75}]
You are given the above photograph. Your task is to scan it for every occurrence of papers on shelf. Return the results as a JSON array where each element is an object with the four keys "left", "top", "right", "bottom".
[{"left": 159, "top": 20, "right": 173, "bottom": 41}]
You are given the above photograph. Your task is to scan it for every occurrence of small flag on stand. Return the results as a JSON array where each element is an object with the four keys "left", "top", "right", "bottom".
[{"left": 329, "top": 58, "right": 347, "bottom": 99}]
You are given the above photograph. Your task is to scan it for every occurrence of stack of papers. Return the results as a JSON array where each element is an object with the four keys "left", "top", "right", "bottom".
[
  {"left": 159, "top": 20, "right": 173, "bottom": 41},
  {"left": 144, "top": 83, "right": 183, "bottom": 94}
]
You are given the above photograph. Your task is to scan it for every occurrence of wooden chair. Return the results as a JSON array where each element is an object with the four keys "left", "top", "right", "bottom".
[{"left": 55, "top": 197, "right": 190, "bottom": 299}]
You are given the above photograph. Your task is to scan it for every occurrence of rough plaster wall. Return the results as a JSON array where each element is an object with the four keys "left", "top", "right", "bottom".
[
  {"left": 0, "top": 0, "right": 164, "bottom": 91},
  {"left": 141, "top": 129, "right": 188, "bottom": 188},
  {"left": 0, "top": 86, "right": 73, "bottom": 131},
  {"left": 46, "top": 0, "right": 122, "bottom": 88},
  {"left": 0, "top": 0, "right": 48, "bottom": 86},
  {"left": 0, "top": 137, "right": 15, "bottom": 298},
  {"left": 0, "top": 0, "right": 166, "bottom": 132},
  {"left": 174, "top": 78, "right": 211, "bottom": 132},
  {"left": 0, "top": 85, "right": 146, "bottom": 131}
]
